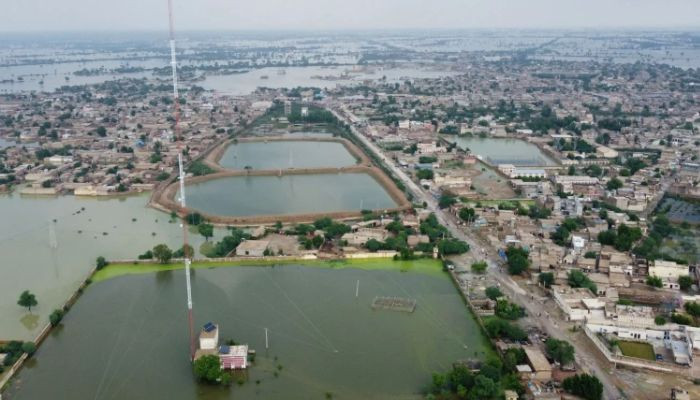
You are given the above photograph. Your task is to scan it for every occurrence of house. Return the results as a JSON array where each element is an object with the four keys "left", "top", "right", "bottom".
[
  {"left": 341, "top": 228, "right": 388, "bottom": 246},
  {"left": 218, "top": 344, "right": 249, "bottom": 370},
  {"left": 523, "top": 346, "right": 552, "bottom": 381},
  {"left": 649, "top": 260, "right": 688, "bottom": 289},
  {"left": 235, "top": 240, "right": 270, "bottom": 257},
  {"left": 407, "top": 234, "right": 430, "bottom": 247},
  {"left": 649, "top": 260, "right": 688, "bottom": 280},
  {"left": 596, "top": 145, "right": 618, "bottom": 159},
  {"left": 552, "top": 285, "right": 604, "bottom": 321}
]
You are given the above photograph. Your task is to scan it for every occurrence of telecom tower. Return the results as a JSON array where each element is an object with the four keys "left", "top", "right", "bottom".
[{"left": 167, "top": 0, "right": 195, "bottom": 360}]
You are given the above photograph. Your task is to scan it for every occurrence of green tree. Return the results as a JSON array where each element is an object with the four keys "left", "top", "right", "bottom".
[
  {"left": 671, "top": 313, "right": 692, "bottom": 325},
  {"left": 313, "top": 217, "right": 333, "bottom": 230},
  {"left": 562, "top": 374, "right": 603, "bottom": 400},
  {"left": 185, "top": 212, "right": 204, "bottom": 226},
  {"left": 365, "top": 239, "right": 382, "bottom": 252},
  {"left": 568, "top": 269, "right": 597, "bottom": 294},
  {"left": 49, "top": 309, "right": 64, "bottom": 326},
  {"left": 198, "top": 223, "right": 214, "bottom": 241},
  {"left": 18, "top": 290, "right": 38, "bottom": 312},
  {"left": 438, "top": 193, "right": 457, "bottom": 209},
  {"left": 459, "top": 207, "right": 476, "bottom": 223},
  {"left": 471, "top": 261, "right": 488, "bottom": 274},
  {"left": 438, "top": 239, "right": 470, "bottom": 255},
  {"left": 416, "top": 169, "right": 434, "bottom": 180},
  {"left": 646, "top": 275, "right": 663, "bottom": 288},
  {"left": 324, "top": 222, "right": 351, "bottom": 239},
  {"left": 678, "top": 275, "right": 694, "bottom": 292},
  {"left": 173, "top": 244, "right": 194, "bottom": 259},
  {"left": 21, "top": 342, "right": 37, "bottom": 356},
  {"left": 468, "top": 375, "right": 497, "bottom": 399},
  {"left": 485, "top": 286, "right": 503, "bottom": 300},
  {"left": 495, "top": 299, "right": 524, "bottom": 320},
  {"left": 545, "top": 338, "right": 575, "bottom": 365},
  {"left": 193, "top": 354, "right": 223, "bottom": 384},
  {"left": 96, "top": 256, "right": 108, "bottom": 271},
  {"left": 606, "top": 178, "right": 623, "bottom": 191},
  {"left": 311, "top": 235, "right": 324, "bottom": 248},
  {"left": 684, "top": 302, "right": 700, "bottom": 318},
  {"left": 152, "top": 244, "right": 173, "bottom": 264},
  {"left": 505, "top": 247, "right": 530, "bottom": 275},
  {"left": 538, "top": 272, "right": 554, "bottom": 288}
]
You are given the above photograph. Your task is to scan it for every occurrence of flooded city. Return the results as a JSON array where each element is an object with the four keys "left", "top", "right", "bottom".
[{"left": 1, "top": 3, "right": 700, "bottom": 399}]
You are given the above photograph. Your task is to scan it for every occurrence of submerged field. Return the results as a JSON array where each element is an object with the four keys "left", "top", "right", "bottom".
[
  {"left": 184, "top": 173, "right": 398, "bottom": 217},
  {"left": 218, "top": 140, "right": 358, "bottom": 170},
  {"left": 5, "top": 263, "right": 490, "bottom": 400}
]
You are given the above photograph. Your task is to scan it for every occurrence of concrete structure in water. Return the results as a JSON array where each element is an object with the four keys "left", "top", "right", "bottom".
[{"left": 194, "top": 322, "right": 249, "bottom": 370}]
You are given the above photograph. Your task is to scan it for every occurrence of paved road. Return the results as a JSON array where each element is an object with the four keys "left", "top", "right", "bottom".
[{"left": 332, "top": 105, "right": 624, "bottom": 399}]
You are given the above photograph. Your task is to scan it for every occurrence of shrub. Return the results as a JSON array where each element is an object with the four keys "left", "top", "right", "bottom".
[
  {"left": 671, "top": 313, "right": 692, "bottom": 326},
  {"left": 21, "top": 342, "right": 37, "bottom": 356},
  {"left": 471, "top": 261, "right": 488, "bottom": 274},
  {"left": 49, "top": 309, "right": 64, "bottom": 327},
  {"left": 96, "top": 256, "right": 108, "bottom": 270}
]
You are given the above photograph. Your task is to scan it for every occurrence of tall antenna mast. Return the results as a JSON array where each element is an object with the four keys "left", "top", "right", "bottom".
[
  {"left": 168, "top": 0, "right": 194, "bottom": 360},
  {"left": 179, "top": 153, "right": 195, "bottom": 360}
]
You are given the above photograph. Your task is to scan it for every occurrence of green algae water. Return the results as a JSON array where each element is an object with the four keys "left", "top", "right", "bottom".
[{"left": 5, "top": 265, "right": 490, "bottom": 400}]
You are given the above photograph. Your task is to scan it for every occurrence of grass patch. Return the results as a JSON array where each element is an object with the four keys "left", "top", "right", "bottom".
[
  {"left": 199, "top": 241, "right": 216, "bottom": 257},
  {"left": 92, "top": 257, "right": 444, "bottom": 282},
  {"left": 617, "top": 341, "right": 655, "bottom": 361}
]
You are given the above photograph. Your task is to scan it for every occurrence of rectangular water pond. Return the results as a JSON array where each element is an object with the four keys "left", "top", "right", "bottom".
[
  {"left": 184, "top": 173, "right": 398, "bottom": 217},
  {"left": 448, "top": 137, "right": 557, "bottom": 166},
  {"left": 5, "top": 265, "right": 491, "bottom": 400},
  {"left": 219, "top": 140, "right": 358, "bottom": 170}
]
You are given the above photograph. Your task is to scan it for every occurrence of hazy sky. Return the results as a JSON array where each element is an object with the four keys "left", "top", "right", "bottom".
[{"left": 2, "top": 0, "right": 699, "bottom": 32}]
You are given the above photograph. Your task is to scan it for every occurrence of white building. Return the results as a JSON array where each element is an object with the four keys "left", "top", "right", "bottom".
[
  {"left": 571, "top": 235, "right": 586, "bottom": 251},
  {"left": 199, "top": 322, "right": 219, "bottom": 350}
]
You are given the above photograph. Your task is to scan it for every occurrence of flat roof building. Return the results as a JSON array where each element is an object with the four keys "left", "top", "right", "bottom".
[
  {"left": 523, "top": 346, "right": 552, "bottom": 381},
  {"left": 235, "top": 240, "right": 270, "bottom": 257}
]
